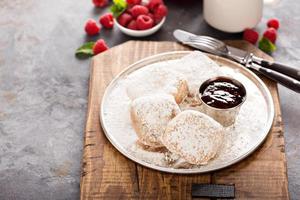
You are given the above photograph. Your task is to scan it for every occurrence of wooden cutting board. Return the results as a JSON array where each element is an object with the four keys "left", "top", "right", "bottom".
[{"left": 80, "top": 41, "right": 289, "bottom": 200}]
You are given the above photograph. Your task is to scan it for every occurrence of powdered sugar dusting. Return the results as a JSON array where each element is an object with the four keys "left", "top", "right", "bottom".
[
  {"left": 102, "top": 51, "right": 269, "bottom": 171},
  {"left": 126, "top": 63, "right": 188, "bottom": 103}
]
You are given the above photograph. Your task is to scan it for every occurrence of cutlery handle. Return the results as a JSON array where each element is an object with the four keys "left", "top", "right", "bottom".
[
  {"left": 251, "top": 64, "right": 300, "bottom": 93},
  {"left": 258, "top": 60, "right": 300, "bottom": 81}
]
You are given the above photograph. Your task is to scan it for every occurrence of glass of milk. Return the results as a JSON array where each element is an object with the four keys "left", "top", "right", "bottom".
[{"left": 203, "top": 0, "right": 263, "bottom": 33}]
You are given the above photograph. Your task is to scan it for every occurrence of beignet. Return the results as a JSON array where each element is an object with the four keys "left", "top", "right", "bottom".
[
  {"left": 162, "top": 110, "right": 224, "bottom": 165},
  {"left": 131, "top": 94, "right": 181, "bottom": 148}
]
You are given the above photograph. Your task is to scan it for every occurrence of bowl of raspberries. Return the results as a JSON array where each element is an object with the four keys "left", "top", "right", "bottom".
[{"left": 113, "top": 0, "right": 168, "bottom": 37}]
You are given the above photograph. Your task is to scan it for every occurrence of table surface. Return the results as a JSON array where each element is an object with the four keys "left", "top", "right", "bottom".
[{"left": 0, "top": 0, "right": 299, "bottom": 199}]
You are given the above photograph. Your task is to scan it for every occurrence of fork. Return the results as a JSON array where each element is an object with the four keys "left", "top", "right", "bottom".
[
  {"left": 182, "top": 35, "right": 300, "bottom": 93},
  {"left": 187, "top": 35, "right": 300, "bottom": 80}
]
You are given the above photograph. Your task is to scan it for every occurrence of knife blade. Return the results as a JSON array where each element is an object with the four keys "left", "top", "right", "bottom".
[
  {"left": 173, "top": 29, "right": 221, "bottom": 56},
  {"left": 173, "top": 29, "right": 247, "bottom": 62}
]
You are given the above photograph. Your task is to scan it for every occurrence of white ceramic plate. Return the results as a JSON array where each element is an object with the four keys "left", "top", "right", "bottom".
[{"left": 100, "top": 51, "right": 274, "bottom": 174}]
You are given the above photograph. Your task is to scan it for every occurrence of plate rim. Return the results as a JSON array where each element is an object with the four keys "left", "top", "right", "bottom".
[{"left": 100, "top": 51, "right": 275, "bottom": 174}]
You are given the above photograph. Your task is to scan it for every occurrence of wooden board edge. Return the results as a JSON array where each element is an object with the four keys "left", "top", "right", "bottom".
[{"left": 80, "top": 58, "right": 95, "bottom": 200}]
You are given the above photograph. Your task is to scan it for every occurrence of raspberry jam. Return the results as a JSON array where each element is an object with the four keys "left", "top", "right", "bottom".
[{"left": 199, "top": 77, "right": 246, "bottom": 109}]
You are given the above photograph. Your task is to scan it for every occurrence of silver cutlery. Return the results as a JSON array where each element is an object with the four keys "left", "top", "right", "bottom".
[{"left": 173, "top": 29, "right": 300, "bottom": 93}]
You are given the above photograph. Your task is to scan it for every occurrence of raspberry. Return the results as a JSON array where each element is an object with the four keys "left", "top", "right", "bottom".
[
  {"left": 148, "top": 13, "right": 155, "bottom": 21},
  {"left": 263, "top": 27, "right": 277, "bottom": 43},
  {"left": 93, "top": 39, "right": 109, "bottom": 55},
  {"left": 126, "top": 8, "right": 133, "bottom": 15},
  {"left": 267, "top": 18, "right": 280, "bottom": 30},
  {"left": 84, "top": 19, "right": 100, "bottom": 36},
  {"left": 126, "top": 0, "right": 141, "bottom": 5},
  {"left": 99, "top": 13, "right": 114, "bottom": 29},
  {"left": 136, "top": 15, "right": 154, "bottom": 30},
  {"left": 131, "top": 5, "right": 149, "bottom": 18},
  {"left": 243, "top": 28, "right": 259, "bottom": 44},
  {"left": 153, "top": 4, "right": 168, "bottom": 21},
  {"left": 92, "top": 0, "right": 108, "bottom": 7},
  {"left": 127, "top": 20, "right": 138, "bottom": 30},
  {"left": 117, "top": 13, "right": 133, "bottom": 27},
  {"left": 147, "top": 0, "right": 163, "bottom": 11}
]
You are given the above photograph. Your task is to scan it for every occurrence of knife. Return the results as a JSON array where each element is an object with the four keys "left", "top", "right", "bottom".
[
  {"left": 173, "top": 29, "right": 300, "bottom": 93},
  {"left": 173, "top": 29, "right": 300, "bottom": 81}
]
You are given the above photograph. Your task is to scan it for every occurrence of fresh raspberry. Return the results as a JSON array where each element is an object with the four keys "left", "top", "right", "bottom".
[
  {"left": 117, "top": 13, "right": 133, "bottom": 27},
  {"left": 92, "top": 0, "right": 108, "bottom": 7},
  {"left": 99, "top": 13, "right": 114, "bottom": 29},
  {"left": 126, "top": 8, "right": 133, "bottom": 15},
  {"left": 93, "top": 39, "right": 109, "bottom": 55},
  {"left": 153, "top": 4, "right": 168, "bottom": 21},
  {"left": 147, "top": 0, "right": 163, "bottom": 11},
  {"left": 84, "top": 19, "right": 100, "bottom": 36},
  {"left": 126, "top": 0, "right": 141, "bottom": 5},
  {"left": 148, "top": 13, "right": 155, "bottom": 21},
  {"left": 127, "top": 20, "right": 138, "bottom": 30},
  {"left": 263, "top": 27, "right": 277, "bottom": 43},
  {"left": 131, "top": 5, "right": 149, "bottom": 18},
  {"left": 136, "top": 15, "right": 154, "bottom": 30},
  {"left": 243, "top": 28, "right": 259, "bottom": 44},
  {"left": 267, "top": 18, "right": 280, "bottom": 30}
]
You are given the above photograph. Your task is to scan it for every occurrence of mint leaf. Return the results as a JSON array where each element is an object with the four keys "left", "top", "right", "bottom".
[
  {"left": 258, "top": 37, "right": 276, "bottom": 54},
  {"left": 110, "top": 0, "right": 127, "bottom": 17},
  {"left": 75, "top": 42, "right": 95, "bottom": 58},
  {"left": 113, "top": 0, "right": 127, "bottom": 8}
]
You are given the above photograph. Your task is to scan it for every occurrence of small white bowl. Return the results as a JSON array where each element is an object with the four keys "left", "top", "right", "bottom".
[{"left": 114, "top": 17, "right": 166, "bottom": 37}]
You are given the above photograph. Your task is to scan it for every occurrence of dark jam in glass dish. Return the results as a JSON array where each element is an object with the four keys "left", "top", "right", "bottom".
[{"left": 199, "top": 77, "right": 246, "bottom": 109}]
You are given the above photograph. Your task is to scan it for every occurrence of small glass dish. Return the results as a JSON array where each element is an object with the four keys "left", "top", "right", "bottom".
[{"left": 199, "top": 76, "right": 247, "bottom": 127}]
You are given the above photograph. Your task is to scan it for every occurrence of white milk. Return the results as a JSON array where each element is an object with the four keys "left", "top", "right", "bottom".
[{"left": 204, "top": 0, "right": 263, "bottom": 33}]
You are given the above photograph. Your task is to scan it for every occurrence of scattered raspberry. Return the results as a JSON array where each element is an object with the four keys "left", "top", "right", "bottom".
[
  {"left": 99, "top": 13, "right": 114, "bottom": 29},
  {"left": 127, "top": 20, "right": 138, "bottom": 30},
  {"left": 267, "top": 18, "right": 280, "bottom": 30},
  {"left": 118, "top": 13, "right": 133, "bottom": 27},
  {"left": 131, "top": 5, "right": 149, "bottom": 18},
  {"left": 92, "top": 0, "right": 108, "bottom": 7},
  {"left": 136, "top": 15, "right": 154, "bottom": 30},
  {"left": 153, "top": 4, "right": 168, "bottom": 21},
  {"left": 93, "top": 39, "right": 109, "bottom": 55},
  {"left": 126, "top": 0, "right": 141, "bottom": 5},
  {"left": 243, "top": 28, "right": 259, "bottom": 44},
  {"left": 263, "top": 27, "right": 277, "bottom": 43},
  {"left": 147, "top": 0, "right": 163, "bottom": 11},
  {"left": 84, "top": 19, "right": 100, "bottom": 36}
]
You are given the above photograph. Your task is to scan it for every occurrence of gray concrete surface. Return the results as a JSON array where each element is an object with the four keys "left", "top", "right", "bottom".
[{"left": 0, "top": 0, "right": 299, "bottom": 199}]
